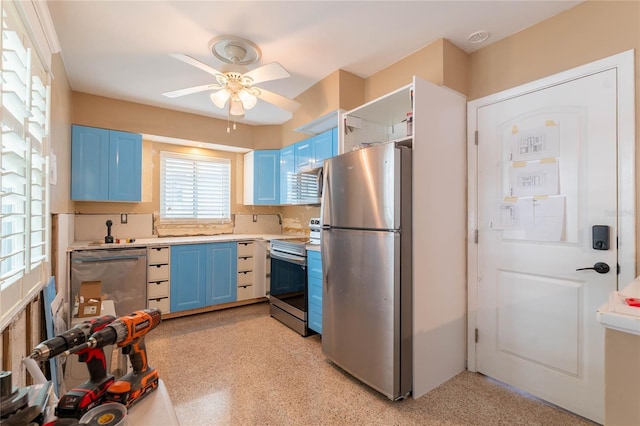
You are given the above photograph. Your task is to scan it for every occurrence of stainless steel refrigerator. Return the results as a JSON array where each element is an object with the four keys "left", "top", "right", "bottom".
[{"left": 321, "top": 141, "right": 412, "bottom": 400}]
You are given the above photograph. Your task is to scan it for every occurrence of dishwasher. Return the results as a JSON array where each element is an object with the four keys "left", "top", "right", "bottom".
[{"left": 70, "top": 248, "right": 147, "bottom": 318}]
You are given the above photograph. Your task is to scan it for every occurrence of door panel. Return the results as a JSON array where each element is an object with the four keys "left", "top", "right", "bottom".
[{"left": 475, "top": 68, "right": 618, "bottom": 423}]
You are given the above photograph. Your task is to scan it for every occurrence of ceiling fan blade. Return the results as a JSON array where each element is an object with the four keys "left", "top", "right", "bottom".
[
  {"left": 243, "top": 62, "right": 290, "bottom": 85},
  {"left": 256, "top": 88, "right": 301, "bottom": 113},
  {"left": 170, "top": 53, "right": 224, "bottom": 77},
  {"left": 162, "top": 84, "right": 220, "bottom": 98}
]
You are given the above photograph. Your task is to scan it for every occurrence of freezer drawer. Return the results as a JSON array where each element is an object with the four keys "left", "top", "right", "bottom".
[{"left": 321, "top": 228, "right": 411, "bottom": 400}]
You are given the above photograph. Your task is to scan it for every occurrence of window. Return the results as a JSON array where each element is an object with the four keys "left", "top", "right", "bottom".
[
  {"left": 160, "top": 151, "right": 231, "bottom": 222},
  {"left": 1, "top": 0, "right": 51, "bottom": 329}
]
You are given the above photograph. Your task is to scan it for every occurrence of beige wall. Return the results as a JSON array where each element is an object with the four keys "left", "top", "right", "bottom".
[
  {"left": 281, "top": 69, "right": 365, "bottom": 147},
  {"left": 49, "top": 53, "right": 74, "bottom": 214},
  {"left": 364, "top": 38, "right": 468, "bottom": 102}
]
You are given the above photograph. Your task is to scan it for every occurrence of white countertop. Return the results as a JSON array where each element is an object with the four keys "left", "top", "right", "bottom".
[
  {"left": 68, "top": 233, "right": 308, "bottom": 251},
  {"left": 597, "top": 277, "right": 640, "bottom": 336}
]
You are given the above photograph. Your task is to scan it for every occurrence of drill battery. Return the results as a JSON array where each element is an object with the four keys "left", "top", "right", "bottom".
[{"left": 55, "top": 375, "right": 114, "bottom": 419}]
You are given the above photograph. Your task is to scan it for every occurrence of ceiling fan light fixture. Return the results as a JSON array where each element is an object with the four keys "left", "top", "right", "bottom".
[
  {"left": 238, "top": 89, "right": 257, "bottom": 109},
  {"left": 210, "top": 89, "right": 231, "bottom": 109},
  {"left": 229, "top": 97, "right": 245, "bottom": 116}
]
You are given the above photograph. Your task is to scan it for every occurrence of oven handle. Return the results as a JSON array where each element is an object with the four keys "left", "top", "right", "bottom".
[{"left": 271, "top": 250, "right": 306, "bottom": 266}]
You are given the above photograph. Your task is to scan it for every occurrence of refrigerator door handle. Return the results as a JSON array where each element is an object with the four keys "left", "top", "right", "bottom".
[{"left": 321, "top": 161, "right": 330, "bottom": 227}]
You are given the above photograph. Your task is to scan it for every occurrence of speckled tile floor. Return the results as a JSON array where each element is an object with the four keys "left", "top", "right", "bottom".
[{"left": 145, "top": 302, "right": 598, "bottom": 426}]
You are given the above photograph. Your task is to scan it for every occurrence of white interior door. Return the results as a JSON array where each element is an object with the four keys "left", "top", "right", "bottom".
[{"left": 468, "top": 51, "right": 635, "bottom": 424}]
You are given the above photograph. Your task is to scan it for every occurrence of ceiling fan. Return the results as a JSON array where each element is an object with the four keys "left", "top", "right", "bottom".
[{"left": 162, "top": 36, "right": 301, "bottom": 121}]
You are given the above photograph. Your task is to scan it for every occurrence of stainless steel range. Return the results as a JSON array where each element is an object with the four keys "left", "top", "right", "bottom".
[{"left": 269, "top": 238, "right": 309, "bottom": 336}]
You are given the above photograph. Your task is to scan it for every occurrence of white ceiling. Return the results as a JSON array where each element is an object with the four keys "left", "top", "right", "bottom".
[{"left": 47, "top": 1, "right": 582, "bottom": 126}]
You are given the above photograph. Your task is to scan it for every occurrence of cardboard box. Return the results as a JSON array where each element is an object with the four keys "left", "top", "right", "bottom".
[{"left": 78, "top": 281, "right": 102, "bottom": 317}]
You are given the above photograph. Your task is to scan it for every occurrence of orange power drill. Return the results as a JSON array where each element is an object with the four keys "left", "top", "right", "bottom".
[{"left": 65, "top": 308, "right": 162, "bottom": 408}]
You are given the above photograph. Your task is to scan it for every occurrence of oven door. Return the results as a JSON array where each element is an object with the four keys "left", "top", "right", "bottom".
[{"left": 269, "top": 250, "right": 308, "bottom": 335}]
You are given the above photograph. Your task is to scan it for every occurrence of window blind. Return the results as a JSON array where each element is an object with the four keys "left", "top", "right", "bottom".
[
  {"left": 160, "top": 151, "right": 231, "bottom": 222},
  {"left": 1, "top": 0, "right": 50, "bottom": 328}
]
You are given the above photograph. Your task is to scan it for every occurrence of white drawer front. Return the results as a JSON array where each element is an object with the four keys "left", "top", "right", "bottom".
[
  {"left": 147, "top": 280, "right": 170, "bottom": 298},
  {"left": 147, "top": 297, "right": 170, "bottom": 313},
  {"left": 237, "top": 242, "right": 254, "bottom": 257},
  {"left": 237, "top": 271, "right": 253, "bottom": 286},
  {"left": 148, "top": 246, "right": 170, "bottom": 264},
  {"left": 237, "top": 257, "right": 253, "bottom": 272},
  {"left": 148, "top": 264, "right": 170, "bottom": 281},
  {"left": 237, "top": 285, "right": 253, "bottom": 301}
]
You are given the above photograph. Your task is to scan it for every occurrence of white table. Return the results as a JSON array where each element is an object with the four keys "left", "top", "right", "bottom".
[
  {"left": 596, "top": 277, "right": 640, "bottom": 426},
  {"left": 127, "top": 379, "right": 179, "bottom": 425}
]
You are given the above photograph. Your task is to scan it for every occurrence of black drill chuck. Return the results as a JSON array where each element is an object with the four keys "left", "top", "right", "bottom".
[{"left": 30, "top": 326, "right": 88, "bottom": 361}]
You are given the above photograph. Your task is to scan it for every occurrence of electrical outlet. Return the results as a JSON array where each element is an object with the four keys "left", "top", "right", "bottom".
[{"left": 120, "top": 213, "right": 128, "bottom": 224}]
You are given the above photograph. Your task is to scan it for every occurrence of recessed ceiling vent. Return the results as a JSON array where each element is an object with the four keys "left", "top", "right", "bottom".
[{"left": 468, "top": 30, "right": 490, "bottom": 44}]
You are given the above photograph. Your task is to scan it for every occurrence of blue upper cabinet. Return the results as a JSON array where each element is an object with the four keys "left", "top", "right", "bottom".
[
  {"left": 243, "top": 150, "right": 280, "bottom": 205},
  {"left": 108, "top": 130, "right": 142, "bottom": 201},
  {"left": 311, "top": 128, "right": 337, "bottom": 168},
  {"left": 295, "top": 138, "right": 312, "bottom": 170},
  {"left": 71, "top": 125, "right": 142, "bottom": 202},
  {"left": 279, "top": 145, "right": 295, "bottom": 204}
]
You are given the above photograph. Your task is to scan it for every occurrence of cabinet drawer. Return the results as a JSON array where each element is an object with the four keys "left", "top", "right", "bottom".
[
  {"left": 147, "top": 280, "right": 169, "bottom": 298},
  {"left": 237, "top": 271, "right": 254, "bottom": 286},
  {"left": 148, "top": 264, "right": 170, "bottom": 281},
  {"left": 237, "top": 257, "right": 253, "bottom": 272},
  {"left": 237, "top": 242, "right": 254, "bottom": 257},
  {"left": 237, "top": 285, "right": 253, "bottom": 301},
  {"left": 148, "top": 246, "right": 170, "bottom": 264},
  {"left": 147, "top": 297, "right": 170, "bottom": 313}
]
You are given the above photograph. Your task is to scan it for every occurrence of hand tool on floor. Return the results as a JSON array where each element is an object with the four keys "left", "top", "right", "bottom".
[
  {"left": 65, "top": 308, "right": 162, "bottom": 408},
  {"left": 30, "top": 314, "right": 116, "bottom": 418}
]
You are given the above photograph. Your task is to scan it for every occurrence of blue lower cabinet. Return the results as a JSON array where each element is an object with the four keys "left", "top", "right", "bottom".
[
  {"left": 307, "top": 250, "right": 322, "bottom": 334},
  {"left": 205, "top": 243, "right": 237, "bottom": 305},
  {"left": 170, "top": 243, "right": 237, "bottom": 313}
]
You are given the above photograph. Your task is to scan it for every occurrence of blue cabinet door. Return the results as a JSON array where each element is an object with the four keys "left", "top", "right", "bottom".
[
  {"left": 71, "top": 125, "right": 110, "bottom": 200},
  {"left": 253, "top": 150, "right": 280, "bottom": 205},
  {"left": 71, "top": 125, "right": 142, "bottom": 202},
  {"left": 279, "top": 145, "right": 295, "bottom": 204},
  {"left": 170, "top": 244, "right": 207, "bottom": 312},
  {"left": 205, "top": 243, "right": 237, "bottom": 305},
  {"left": 307, "top": 250, "right": 323, "bottom": 334},
  {"left": 295, "top": 139, "right": 312, "bottom": 170},
  {"left": 312, "top": 128, "right": 336, "bottom": 167},
  {"left": 108, "top": 130, "right": 142, "bottom": 201}
]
